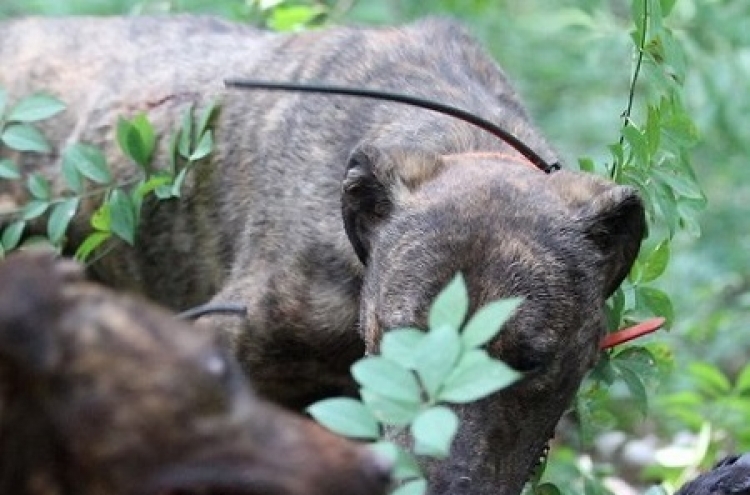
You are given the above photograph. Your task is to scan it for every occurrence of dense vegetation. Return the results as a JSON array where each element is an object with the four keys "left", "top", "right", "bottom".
[{"left": 1, "top": 1, "right": 748, "bottom": 494}]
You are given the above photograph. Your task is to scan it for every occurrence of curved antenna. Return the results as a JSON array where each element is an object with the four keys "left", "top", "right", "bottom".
[{"left": 224, "top": 79, "right": 561, "bottom": 174}]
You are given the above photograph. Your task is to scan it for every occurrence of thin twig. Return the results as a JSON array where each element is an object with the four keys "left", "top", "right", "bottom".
[
  {"left": 0, "top": 176, "right": 141, "bottom": 221},
  {"left": 613, "top": 0, "right": 649, "bottom": 179}
]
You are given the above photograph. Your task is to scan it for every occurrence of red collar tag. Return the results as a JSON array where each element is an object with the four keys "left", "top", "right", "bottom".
[{"left": 600, "top": 317, "right": 666, "bottom": 350}]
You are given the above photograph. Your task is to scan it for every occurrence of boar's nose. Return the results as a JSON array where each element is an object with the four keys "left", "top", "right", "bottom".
[{"left": 449, "top": 476, "right": 473, "bottom": 495}]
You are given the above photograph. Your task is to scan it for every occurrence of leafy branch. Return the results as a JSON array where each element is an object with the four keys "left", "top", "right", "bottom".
[
  {"left": 308, "top": 274, "right": 522, "bottom": 495},
  {"left": 0, "top": 89, "right": 218, "bottom": 260},
  {"left": 615, "top": 0, "right": 650, "bottom": 176},
  {"left": 542, "top": 0, "right": 705, "bottom": 491}
]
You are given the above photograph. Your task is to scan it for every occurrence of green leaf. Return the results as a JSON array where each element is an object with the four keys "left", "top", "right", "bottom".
[
  {"left": 639, "top": 240, "right": 670, "bottom": 283},
  {"left": 608, "top": 142, "right": 625, "bottom": 181},
  {"left": 132, "top": 113, "right": 156, "bottom": 166},
  {"left": 438, "top": 350, "right": 520, "bottom": 403},
  {"left": 268, "top": 5, "right": 324, "bottom": 31},
  {"left": 47, "top": 198, "right": 80, "bottom": 245},
  {"left": 178, "top": 105, "right": 194, "bottom": 159},
  {"left": 351, "top": 356, "right": 422, "bottom": 404},
  {"left": 616, "top": 365, "right": 649, "bottom": 415},
  {"left": 170, "top": 166, "right": 191, "bottom": 198},
  {"left": 645, "top": 105, "right": 661, "bottom": 156},
  {"left": 660, "top": 390, "right": 701, "bottom": 410},
  {"left": 590, "top": 352, "right": 616, "bottom": 385},
  {"left": 116, "top": 118, "right": 136, "bottom": 160},
  {"left": 639, "top": 286, "right": 674, "bottom": 326},
  {"left": 117, "top": 115, "right": 155, "bottom": 170},
  {"left": 380, "top": 328, "right": 425, "bottom": 370},
  {"left": 428, "top": 273, "right": 469, "bottom": 331},
  {"left": 1, "top": 123, "right": 51, "bottom": 152},
  {"left": 156, "top": 184, "right": 176, "bottom": 200},
  {"left": 195, "top": 100, "right": 219, "bottom": 138},
  {"left": 631, "top": 0, "right": 646, "bottom": 42},
  {"left": 689, "top": 362, "right": 731, "bottom": 398},
  {"left": 653, "top": 182, "right": 679, "bottom": 237},
  {"left": 575, "top": 388, "right": 615, "bottom": 444},
  {"left": 1, "top": 221, "right": 25, "bottom": 251},
  {"left": 578, "top": 157, "right": 594, "bottom": 172},
  {"left": 360, "top": 388, "right": 420, "bottom": 426},
  {"left": 735, "top": 363, "right": 750, "bottom": 395},
  {"left": 535, "top": 484, "right": 563, "bottom": 495},
  {"left": 622, "top": 124, "right": 648, "bottom": 166},
  {"left": 411, "top": 406, "right": 459, "bottom": 458},
  {"left": 91, "top": 203, "right": 111, "bottom": 232},
  {"left": 584, "top": 477, "right": 608, "bottom": 495},
  {"left": 661, "top": 108, "right": 699, "bottom": 148},
  {"left": 7, "top": 94, "right": 65, "bottom": 122},
  {"left": 189, "top": 130, "right": 213, "bottom": 161},
  {"left": 461, "top": 298, "right": 522, "bottom": 348},
  {"left": 614, "top": 347, "right": 659, "bottom": 385},
  {"left": 606, "top": 286, "right": 625, "bottom": 330},
  {"left": 413, "top": 324, "right": 461, "bottom": 399},
  {"left": 391, "top": 479, "right": 427, "bottom": 495},
  {"left": 60, "top": 155, "right": 84, "bottom": 194},
  {"left": 108, "top": 189, "right": 137, "bottom": 245},
  {"left": 307, "top": 398, "right": 380, "bottom": 440},
  {"left": 0, "top": 159, "right": 21, "bottom": 180},
  {"left": 652, "top": 168, "right": 703, "bottom": 200},
  {"left": 75, "top": 231, "right": 110, "bottom": 261},
  {"left": 659, "top": 0, "right": 677, "bottom": 16},
  {"left": 167, "top": 127, "right": 180, "bottom": 175},
  {"left": 136, "top": 174, "right": 172, "bottom": 198},
  {"left": 21, "top": 200, "right": 49, "bottom": 220},
  {"left": 64, "top": 144, "right": 112, "bottom": 184},
  {"left": 26, "top": 173, "right": 51, "bottom": 201}
]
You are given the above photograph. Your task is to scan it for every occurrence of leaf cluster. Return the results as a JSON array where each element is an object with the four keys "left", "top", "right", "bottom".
[
  {"left": 572, "top": 0, "right": 701, "bottom": 451},
  {"left": 0, "top": 91, "right": 218, "bottom": 261},
  {"left": 308, "top": 274, "right": 522, "bottom": 495},
  {"left": 0, "top": 91, "right": 69, "bottom": 255}
]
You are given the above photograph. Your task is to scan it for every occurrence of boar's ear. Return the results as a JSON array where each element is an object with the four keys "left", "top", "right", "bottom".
[
  {"left": 551, "top": 171, "right": 647, "bottom": 297},
  {"left": 342, "top": 144, "right": 444, "bottom": 264},
  {"left": 0, "top": 255, "right": 72, "bottom": 376},
  {"left": 576, "top": 183, "right": 647, "bottom": 298}
]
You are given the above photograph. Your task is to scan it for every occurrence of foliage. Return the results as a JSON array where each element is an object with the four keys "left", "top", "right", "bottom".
[
  {"left": 309, "top": 274, "right": 522, "bottom": 495},
  {"left": 577, "top": 0, "right": 699, "bottom": 427},
  {"left": 0, "top": 92, "right": 218, "bottom": 260},
  {"left": 0, "top": 91, "right": 68, "bottom": 256}
]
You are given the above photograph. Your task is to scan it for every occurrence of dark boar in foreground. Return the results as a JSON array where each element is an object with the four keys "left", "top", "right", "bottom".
[
  {"left": 0, "top": 253, "right": 391, "bottom": 495},
  {"left": 0, "top": 16, "right": 646, "bottom": 495},
  {"left": 675, "top": 454, "right": 750, "bottom": 495}
]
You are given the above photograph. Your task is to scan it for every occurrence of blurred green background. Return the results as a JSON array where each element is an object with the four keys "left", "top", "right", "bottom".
[{"left": 2, "top": 0, "right": 749, "bottom": 489}]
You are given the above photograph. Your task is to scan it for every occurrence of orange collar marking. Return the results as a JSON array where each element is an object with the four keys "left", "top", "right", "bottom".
[{"left": 443, "top": 151, "right": 540, "bottom": 171}]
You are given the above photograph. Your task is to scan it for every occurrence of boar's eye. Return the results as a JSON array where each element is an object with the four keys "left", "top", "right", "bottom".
[
  {"left": 513, "top": 354, "right": 545, "bottom": 372},
  {"left": 503, "top": 340, "right": 552, "bottom": 373}
]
